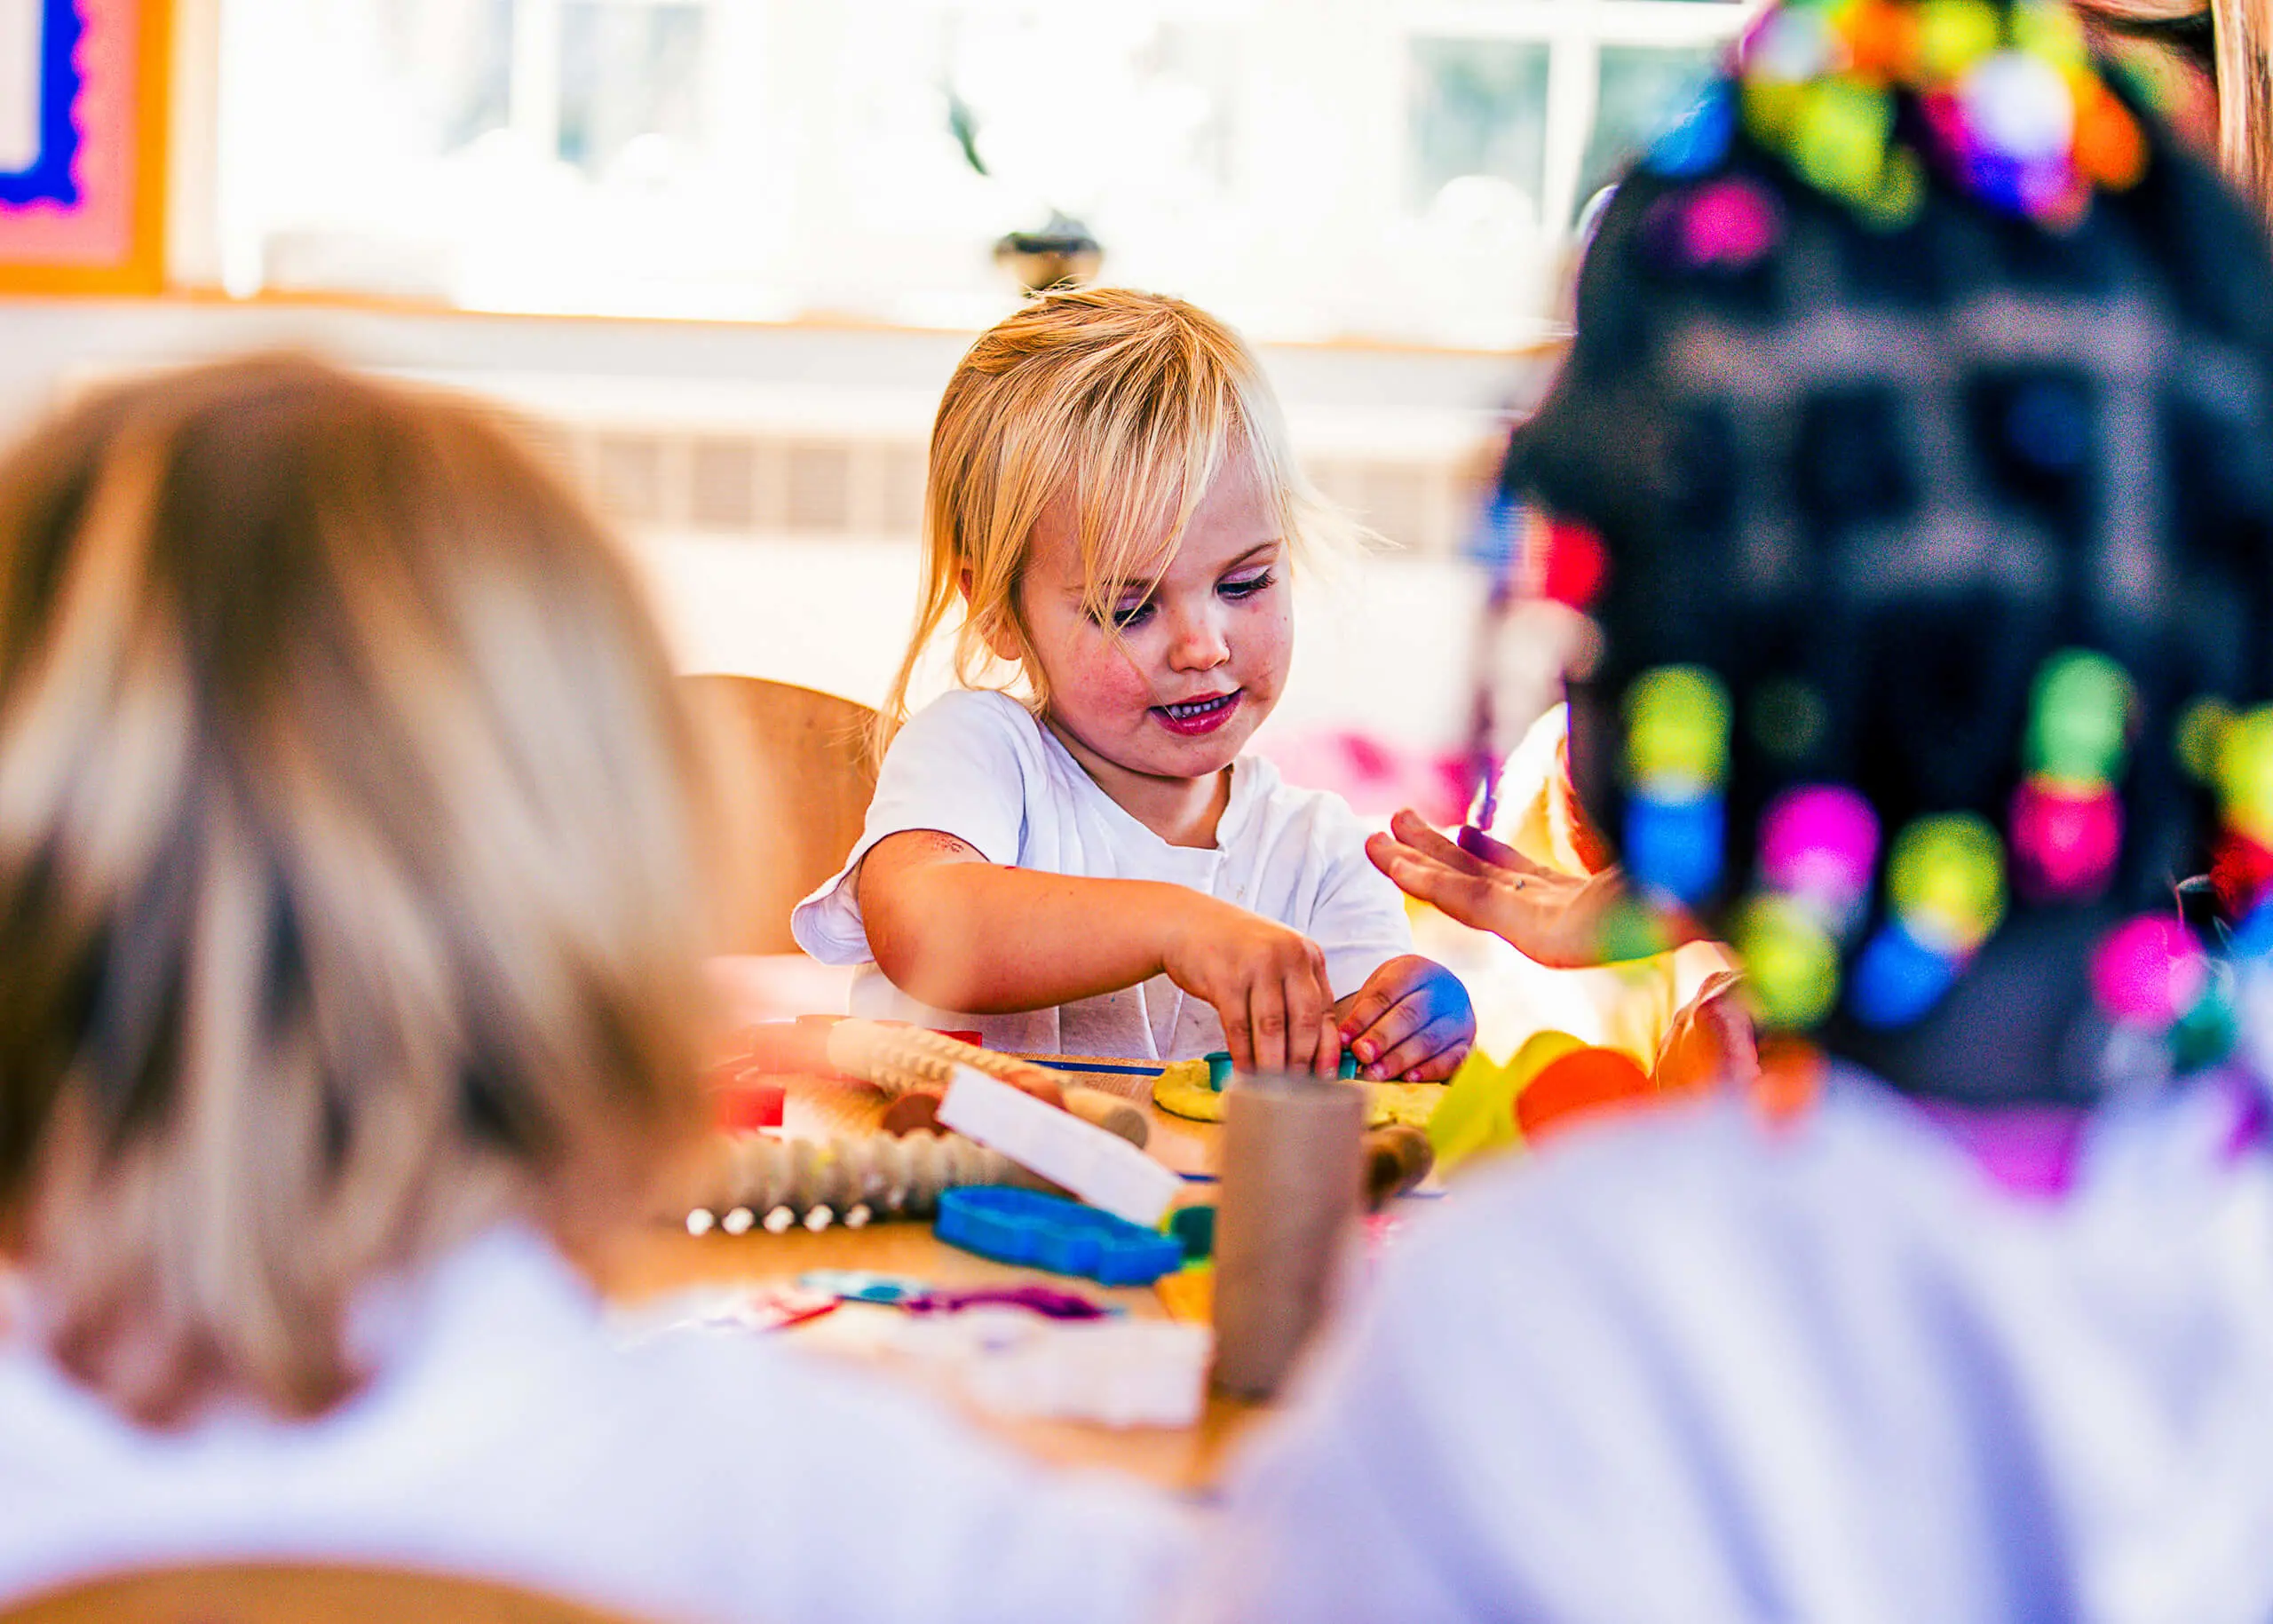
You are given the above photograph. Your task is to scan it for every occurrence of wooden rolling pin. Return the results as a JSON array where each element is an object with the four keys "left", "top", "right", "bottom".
[{"left": 824, "top": 1018, "right": 1067, "bottom": 1105}]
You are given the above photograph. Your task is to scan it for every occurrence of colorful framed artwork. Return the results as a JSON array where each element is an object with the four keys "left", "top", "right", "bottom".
[{"left": 0, "top": 0, "right": 169, "bottom": 294}]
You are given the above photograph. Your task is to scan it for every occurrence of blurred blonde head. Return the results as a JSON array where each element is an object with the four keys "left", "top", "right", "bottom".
[
  {"left": 0, "top": 355, "right": 709, "bottom": 1427},
  {"left": 2073, "top": 0, "right": 2273, "bottom": 218},
  {"left": 879, "top": 286, "right": 1342, "bottom": 749}
]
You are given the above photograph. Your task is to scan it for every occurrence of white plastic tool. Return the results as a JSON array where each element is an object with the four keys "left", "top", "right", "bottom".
[{"left": 936, "top": 1065, "right": 1181, "bottom": 1227}]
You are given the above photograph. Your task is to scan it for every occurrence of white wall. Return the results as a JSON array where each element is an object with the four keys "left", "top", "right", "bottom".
[{"left": 0, "top": 295, "right": 1549, "bottom": 751}]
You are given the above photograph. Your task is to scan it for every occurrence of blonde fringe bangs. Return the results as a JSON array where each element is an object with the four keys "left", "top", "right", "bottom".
[{"left": 877, "top": 287, "right": 1350, "bottom": 755}]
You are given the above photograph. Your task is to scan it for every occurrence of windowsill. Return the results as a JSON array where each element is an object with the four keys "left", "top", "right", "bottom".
[{"left": 20, "top": 281, "right": 1573, "bottom": 363}]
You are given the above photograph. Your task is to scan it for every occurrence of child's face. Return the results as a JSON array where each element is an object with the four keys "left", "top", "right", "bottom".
[{"left": 1014, "top": 445, "right": 1291, "bottom": 801}]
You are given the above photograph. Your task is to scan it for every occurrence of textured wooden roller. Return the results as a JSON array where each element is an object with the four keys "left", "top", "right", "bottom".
[
  {"left": 671, "top": 1130, "right": 1042, "bottom": 1228},
  {"left": 823, "top": 1018, "right": 1067, "bottom": 1104}
]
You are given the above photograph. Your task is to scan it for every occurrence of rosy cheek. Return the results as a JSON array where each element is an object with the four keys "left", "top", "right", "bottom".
[{"left": 1067, "top": 638, "right": 1155, "bottom": 711}]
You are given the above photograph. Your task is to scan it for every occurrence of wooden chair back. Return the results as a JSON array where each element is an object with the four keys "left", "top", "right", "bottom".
[
  {"left": 0, "top": 1563, "right": 656, "bottom": 1624},
  {"left": 682, "top": 673, "right": 879, "bottom": 956}
]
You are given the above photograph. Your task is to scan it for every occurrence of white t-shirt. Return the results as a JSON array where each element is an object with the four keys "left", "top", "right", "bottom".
[
  {"left": 791, "top": 689, "right": 1413, "bottom": 1059},
  {"left": 1192, "top": 1070, "right": 2273, "bottom": 1624},
  {"left": 0, "top": 1226, "right": 1195, "bottom": 1624}
]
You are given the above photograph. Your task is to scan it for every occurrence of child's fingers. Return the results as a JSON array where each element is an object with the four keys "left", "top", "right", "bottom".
[
  {"left": 1219, "top": 1001, "right": 1256, "bottom": 1076},
  {"left": 1370, "top": 843, "right": 1503, "bottom": 933},
  {"left": 1335, "top": 982, "right": 1397, "bottom": 1048},
  {"left": 1348, "top": 991, "right": 1430, "bottom": 1073},
  {"left": 1371, "top": 1013, "right": 1473, "bottom": 1082},
  {"left": 1315, "top": 1014, "right": 1342, "bottom": 1077},
  {"left": 1454, "top": 822, "right": 1530, "bottom": 870},
  {"left": 1247, "top": 978, "right": 1290, "bottom": 1074},
  {"left": 1382, "top": 812, "right": 1493, "bottom": 876},
  {"left": 1282, "top": 963, "right": 1329, "bottom": 1077}
]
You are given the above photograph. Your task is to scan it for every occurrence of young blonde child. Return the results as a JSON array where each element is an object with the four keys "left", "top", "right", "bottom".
[
  {"left": 792, "top": 288, "right": 1474, "bottom": 1080},
  {"left": 0, "top": 355, "right": 1192, "bottom": 1621}
]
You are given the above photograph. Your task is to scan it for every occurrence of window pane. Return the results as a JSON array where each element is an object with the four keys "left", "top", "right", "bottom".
[
  {"left": 1407, "top": 36, "right": 1548, "bottom": 217},
  {"left": 559, "top": 1, "right": 708, "bottom": 175},
  {"left": 1579, "top": 44, "right": 1719, "bottom": 217},
  {"left": 371, "top": 0, "right": 512, "bottom": 159}
]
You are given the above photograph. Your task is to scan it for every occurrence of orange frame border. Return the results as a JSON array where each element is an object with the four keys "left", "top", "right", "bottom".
[{"left": 0, "top": 0, "right": 170, "bottom": 296}]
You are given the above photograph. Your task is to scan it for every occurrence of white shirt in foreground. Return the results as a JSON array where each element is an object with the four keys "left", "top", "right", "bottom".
[
  {"left": 0, "top": 1225, "right": 1194, "bottom": 1624},
  {"left": 792, "top": 689, "right": 1413, "bottom": 1059},
  {"left": 1193, "top": 1070, "right": 2273, "bottom": 1624}
]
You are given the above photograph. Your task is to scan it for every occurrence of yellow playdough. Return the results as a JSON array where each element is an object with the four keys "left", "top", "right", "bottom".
[{"left": 1150, "top": 1060, "right": 1440, "bottom": 1129}]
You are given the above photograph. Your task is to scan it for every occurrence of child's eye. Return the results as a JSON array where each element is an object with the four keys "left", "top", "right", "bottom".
[
  {"left": 1219, "top": 570, "right": 1275, "bottom": 600},
  {"left": 1105, "top": 600, "right": 1154, "bottom": 629}
]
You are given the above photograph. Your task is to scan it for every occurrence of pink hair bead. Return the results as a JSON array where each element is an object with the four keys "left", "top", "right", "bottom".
[
  {"left": 2089, "top": 915, "right": 2206, "bottom": 1029},
  {"left": 2010, "top": 779, "right": 2122, "bottom": 902},
  {"left": 1682, "top": 178, "right": 1781, "bottom": 270},
  {"left": 1760, "top": 784, "right": 1880, "bottom": 909}
]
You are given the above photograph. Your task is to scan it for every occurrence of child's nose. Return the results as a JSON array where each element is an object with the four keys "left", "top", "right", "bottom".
[{"left": 1168, "top": 607, "right": 1231, "bottom": 670}]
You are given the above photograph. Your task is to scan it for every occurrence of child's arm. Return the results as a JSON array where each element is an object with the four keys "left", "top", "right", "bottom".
[
  {"left": 859, "top": 828, "right": 1341, "bottom": 1075},
  {"left": 1334, "top": 955, "right": 1476, "bottom": 1081}
]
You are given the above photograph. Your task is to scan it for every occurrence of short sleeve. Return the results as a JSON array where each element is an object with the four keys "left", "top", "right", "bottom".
[
  {"left": 1305, "top": 801, "right": 1414, "bottom": 997},
  {"left": 789, "top": 691, "right": 1035, "bottom": 965}
]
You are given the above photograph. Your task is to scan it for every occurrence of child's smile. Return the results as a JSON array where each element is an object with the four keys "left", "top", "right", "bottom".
[
  {"left": 1009, "top": 443, "right": 1291, "bottom": 845},
  {"left": 1153, "top": 691, "right": 1243, "bottom": 735}
]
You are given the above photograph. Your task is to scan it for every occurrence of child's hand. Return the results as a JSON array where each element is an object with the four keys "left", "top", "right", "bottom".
[
  {"left": 1366, "top": 810, "right": 1641, "bottom": 970},
  {"left": 1652, "top": 969, "right": 1758, "bottom": 1096},
  {"left": 1160, "top": 897, "right": 1340, "bottom": 1077},
  {"left": 1334, "top": 955, "right": 1475, "bottom": 1081}
]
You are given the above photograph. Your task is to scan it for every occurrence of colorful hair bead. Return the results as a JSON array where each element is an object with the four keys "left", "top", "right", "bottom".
[
  {"left": 2010, "top": 650, "right": 2133, "bottom": 903},
  {"left": 1916, "top": 0, "right": 2002, "bottom": 79},
  {"left": 1843, "top": 0, "right": 1924, "bottom": 83},
  {"left": 2089, "top": 914, "right": 2207, "bottom": 1028},
  {"left": 1889, "top": 812, "right": 2007, "bottom": 954},
  {"left": 1733, "top": 894, "right": 1842, "bottom": 1029},
  {"left": 1625, "top": 796, "right": 1728, "bottom": 907},
  {"left": 2175, "top": 696, "right": 2233, "bottom": 785},
  {"left": 2217, "top": 706, "right": 2273, "bottom": 850},
  {"left": 1623, "top": 666, "right": 1733, "bottom": 904},
  {"left": 2025, "top": 650, "right": 2133, "bottom": 784},
  {"left": 1793, "top": 77, "right": 1897, "bottom": 206},
  {"left": 1845, "top": 813, "right": 2003, "bottom": 1027},
  {"left": 1760, "top": 784, "right": 1881, "bottom": 925},
  {"left": 1849, "top": 916, "right": 1963, "bottom": 1026},
  {"left": 1729, "top": 0, "right": 2146, "bottom": 234},
  {"left": 1625, "top": 666, "right": 1731, "bottom": 794},
  {"left": 1646, "top": 80, "right": 1738, "bottom": 178},
  {"left": 1537, "top": 515, "right": 1608, "bottom": 609},
  {"left": 2010, "top": 778, "right": 2122, "bottom": 902},
  {"left": 1679, "top": 178, "right": 1784, "bottom": 272}
]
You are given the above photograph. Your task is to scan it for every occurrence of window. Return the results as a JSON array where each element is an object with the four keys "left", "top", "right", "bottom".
[{"left": 215, "top": 0, "right": 1762, "bottom": 345}]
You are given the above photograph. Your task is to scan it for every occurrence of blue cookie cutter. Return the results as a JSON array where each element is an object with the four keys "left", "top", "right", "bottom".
[
  {"left": 1204, "top": 1049, "right": 1357, "bottom": 1089},
  {"left": 934, "top": 1186, "right": 1184, "bottom": 1287}
]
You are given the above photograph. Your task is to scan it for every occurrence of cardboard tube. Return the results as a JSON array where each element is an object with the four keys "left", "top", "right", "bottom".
[{"left": 1212, "top": 1071, "right": 1366, "bottom": 1399}]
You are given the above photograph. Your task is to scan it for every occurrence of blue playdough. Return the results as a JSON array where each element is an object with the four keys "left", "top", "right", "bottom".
[{"left": 934, "top": 1187, "right": 1184, "bottom": 1287}]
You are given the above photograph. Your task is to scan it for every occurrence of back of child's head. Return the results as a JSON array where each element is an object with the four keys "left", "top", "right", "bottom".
[
  {"left": 0, "top": 354, "right": 709, "bottom": 1425},
  {"left": 882, "top": 286, "right": 1331, "bottom": 745},
  {"left": 1501, "top": 0, "right": 2273, "bottom": 1102}
]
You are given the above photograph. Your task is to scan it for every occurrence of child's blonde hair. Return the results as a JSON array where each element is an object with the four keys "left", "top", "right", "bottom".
[
  {"left": 879, "top": 286, "right": 1339, "bottom": 751},
  {"left": 0, "top": 355, "right": 709, "bottom": 1427},
  {"left": 2073, "top": 0, "right": 2273, "bottom": 218}
]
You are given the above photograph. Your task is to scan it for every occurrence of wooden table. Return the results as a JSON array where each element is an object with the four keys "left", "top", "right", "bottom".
[{"left": 582, "top": 1062, "right": 1264, "bottom": 1492}]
